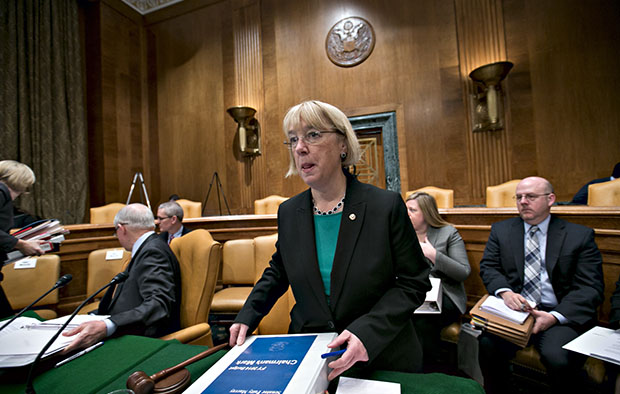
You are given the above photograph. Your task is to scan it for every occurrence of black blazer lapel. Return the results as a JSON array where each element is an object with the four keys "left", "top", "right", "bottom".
[
  {"left": 510, "top": 219, "right": 526, "bottom": 285},
  {"left": 293, "top": 191, "right": 333, "bottom": 317},
  {"left": 545, "top": 215, "right": 566, "bottom": 279},
  {"left": 329, "top": 177, "right": 366, "bottom": 309},
  {"left": 106, "top": 233, "right": 156, "bottom": 311}
]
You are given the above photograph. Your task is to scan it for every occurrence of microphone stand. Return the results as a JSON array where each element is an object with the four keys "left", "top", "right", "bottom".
[
  {"left": 0, "top": 274, "right": 72, "bottom": 333},
  {"left": 24, "top": 272, "right": 128, "bottom": 394}
]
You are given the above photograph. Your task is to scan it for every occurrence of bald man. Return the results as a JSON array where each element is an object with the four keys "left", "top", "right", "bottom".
[
  {"left": 478, "top": 177, "right": 603, "bottom": 394},
  {"left": 63, "top": 204, "right": 181, "bottom": 352}
]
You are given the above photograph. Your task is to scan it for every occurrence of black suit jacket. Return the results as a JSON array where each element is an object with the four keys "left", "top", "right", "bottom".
[
  {"left": 0, "top": 183, "right": 18, "bottom": 257},
  {"left": 235, "top": 172, "right": 431, "bottom": 372},
  {"left": 480, "top": 215, "right": 603, "bottom": 327},
  {"left": 99, "top": 233, "right": 182, "bottom": 337},
  {"left": 158, "top": 225, "right": 192, "bottom": 244}
]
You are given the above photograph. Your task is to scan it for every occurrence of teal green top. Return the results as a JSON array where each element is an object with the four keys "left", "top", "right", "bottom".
[{"left": 313, "top": 212, "right": 342, "bottom": 297}]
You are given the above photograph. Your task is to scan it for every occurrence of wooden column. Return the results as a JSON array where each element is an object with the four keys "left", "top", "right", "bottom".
[{"left": 455, "top": 0, "right": 512, "bottom": 202}]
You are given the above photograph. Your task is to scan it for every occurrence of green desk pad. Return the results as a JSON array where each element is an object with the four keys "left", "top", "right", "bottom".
[
  {"left": 0, "top": 335, "right": 225, "bottom": 394},
  {"left": 356, "top": 370, "right": 485, "bottom": 394}
]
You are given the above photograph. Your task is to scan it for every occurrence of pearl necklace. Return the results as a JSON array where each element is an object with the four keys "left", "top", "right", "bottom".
[{"left": 313, "top": 195, "right": 345, "bottom": 216}]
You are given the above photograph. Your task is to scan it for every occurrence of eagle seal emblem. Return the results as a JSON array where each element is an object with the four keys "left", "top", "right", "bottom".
[{"left": 326, "top": 17, "right": 375, "bottom": 67}]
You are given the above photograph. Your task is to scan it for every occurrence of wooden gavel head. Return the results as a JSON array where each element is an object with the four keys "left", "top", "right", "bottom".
[
  {"left": 126, "top": 342, "right": 229, "bottom": 394},
  {"left": 126, "top": 370, "right": 154, "bottom": 394}
]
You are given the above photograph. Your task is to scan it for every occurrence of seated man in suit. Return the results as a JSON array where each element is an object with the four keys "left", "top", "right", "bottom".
[
  {"left": 571, "top": 161, "right": 619, "bottom": 204},
  {"left": 63, "top": 203, "right": 182, "bottom": 352},
  {"left": 479, "top": 176, "right": 604, "bottom": 394},
  {"left": 156, "top": 201, "right": 191, "bottom": 245}
]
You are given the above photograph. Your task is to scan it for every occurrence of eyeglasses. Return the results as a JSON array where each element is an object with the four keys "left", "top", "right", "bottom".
[
  {"left": 513, "top": 193, "right": 551, "bottom": 202},
  {"left": 156, "top": 216, "right": 171, "bottom": 221},
  {"left": 283, "top": 129, "right": 343, "bottom": 149},
  {"left": 113, "top": 222, "right": 129, "bottom": 237}
]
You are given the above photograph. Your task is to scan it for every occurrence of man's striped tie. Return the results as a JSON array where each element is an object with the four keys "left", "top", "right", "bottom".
[{"left": 522, "top": 225, "right": 542, "bottom": 305}]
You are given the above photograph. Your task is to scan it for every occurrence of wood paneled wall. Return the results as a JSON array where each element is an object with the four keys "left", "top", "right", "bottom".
[{"left": 82, "top": 0, "right": 620, "bottom": 214}]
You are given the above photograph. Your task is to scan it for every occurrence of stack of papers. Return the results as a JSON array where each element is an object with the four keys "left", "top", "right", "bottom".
[
  {"left": 184, "top": 333, "right": 337, "bottom": 394},
  {"left": 479, "top": 295, "right": 531, "bottom": 324},
  {"left": 0, "top": 315, "right": 109, "bottom": 367},
  {"left": 5, "top": 219, "right": 69, "bottom": 264},
  {"left": 470, "top": 294, "right": 534, "bottom": 347}
]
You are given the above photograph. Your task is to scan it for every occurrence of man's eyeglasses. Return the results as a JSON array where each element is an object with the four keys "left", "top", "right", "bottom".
[
  {"left": 156, "top": 216, "right": 171, "bottom": 221},
  {"left": 113, "top": 222, "right": 129, "bottom": 237},
  {"left": 283, "top": 129, "right": 343, "bottom": 149},
  {"left": 513, "top": 193, "right": 551, "bottom": 202}
]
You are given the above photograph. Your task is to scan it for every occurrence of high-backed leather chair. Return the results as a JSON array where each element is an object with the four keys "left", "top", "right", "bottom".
[
  {"left": 80, "top": 248, "right": 132, "bottom": 314},
  {"left": 486, "top": 179, "right": 522, "bottom": 208},
  {"left": 210, "top": 239, "right": 255, "bottom": 314},
  {"left": 175, "top": 198, "right": 203, "bottom": 218},
  {"left": 254, "top": 195, "right": 288, "bottom": 214},
  {"left": 89, "top": 203, "right": 125, "bottom": 224},
  {"left": 3, "top": 254, "right": 61, "bottom": 319},
  {"left": 588, "top": 178, "right": 620, "bottom": 206},
  {"left": 406, "top": 186, "right": 454, "bottom": 208},
  {"left": 161, "top": 229, "right": 221, "bottom": 346},
  {"left": 254, "top": 233, "right": 295, "bottom": 334}
]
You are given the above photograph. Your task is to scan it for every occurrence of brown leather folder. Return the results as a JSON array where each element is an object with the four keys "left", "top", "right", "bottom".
[{"left": 470, "top": 294, "right": 534, "bottom": 347}]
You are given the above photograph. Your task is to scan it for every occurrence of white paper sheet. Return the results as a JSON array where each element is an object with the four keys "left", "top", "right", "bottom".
[
  {"left": 563, "top": 326, "right": 620, "bottom": 366},
  {"left": 480, "top": 295, "right": 531, "bottom": 324},
  {"left": 336, "top": 377, "right": 401, "bottom": 394}
]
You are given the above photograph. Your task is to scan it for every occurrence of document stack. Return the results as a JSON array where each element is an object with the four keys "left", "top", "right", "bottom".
[
  {"left": 184, "top": 333, "right": 337, "bottom": 394},
  {"left": 0, "top": 315, "right": 109, "bottom": 367},
  {"left": 470, "top": 294, "right": 534, "bottom": 347},
  {"left": 4, "top": 219, "right": 68, "bottom": 264}
]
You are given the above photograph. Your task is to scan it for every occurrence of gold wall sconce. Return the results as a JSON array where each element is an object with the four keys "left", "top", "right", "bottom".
[
  {"left": 469, "top": 61, "right": 513, "bottom": 132},
  {"left": 227, "top": 106, "right": 261, "bottom": 156}
]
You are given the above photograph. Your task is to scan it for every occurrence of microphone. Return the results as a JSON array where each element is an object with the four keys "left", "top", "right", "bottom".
[
  {"left": 0, "top": 274, "right": 73, "bottom": 333},
  {"left": 24, "top": 271, "right": 129, "bottom": 393}
]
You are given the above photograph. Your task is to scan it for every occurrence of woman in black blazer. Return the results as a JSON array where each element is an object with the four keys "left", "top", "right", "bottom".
[
  {"left": 230, "top": 100, "right": 431, "bottom": 380},
  {"left": 0, "top": 160, "right": 45, "bottom": 317}
]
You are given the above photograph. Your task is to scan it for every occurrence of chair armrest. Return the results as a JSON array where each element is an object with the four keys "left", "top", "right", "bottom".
[
  {"left": 160, "top": 322, "right": 212, "bottom": 345},
  {"left": 78, "top": 302, "right": 100, "bottom": 315}
]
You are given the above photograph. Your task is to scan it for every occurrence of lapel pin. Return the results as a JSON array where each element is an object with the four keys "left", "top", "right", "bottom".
[{"left": 349, "top": 213, "right": 356, "bottom": 221}]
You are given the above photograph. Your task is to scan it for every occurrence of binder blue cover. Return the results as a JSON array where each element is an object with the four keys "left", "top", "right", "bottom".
[{"left": 202, "top": 335, "right": 317, "bottom": 393}]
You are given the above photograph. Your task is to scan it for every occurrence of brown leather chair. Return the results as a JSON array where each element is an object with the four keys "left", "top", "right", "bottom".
[
  {"left": 3, "top": 254, "right": 61, "bottom": 319},
  {"left": 588, "top": 178, "right": 620, "bottom": 206},
  {"left": 254, "top": 233, "right": 295, "bottom": 335},
  {"left": 406, "top": 186, "right": 454, "bottom": 208},
  {"left": 486, "top": 179, "right": 522, "bottom": 208},
  {"left": 210, "top": 239, "right": 255, "bottom": 314},
  {"left": 80, "top": 248, "right": 132, "bottom": 315},
  {"left": 89, "top": 203, "right": 125, "bottom": 224},
  {"left": 161, "top": 229, "right": 221, "bottom": 346},
  {"left": 176, "top": 198, "right": 203, "bottom": 218},
  {"left": 254, "top": 195, "right": 288, "bottom": 214}
]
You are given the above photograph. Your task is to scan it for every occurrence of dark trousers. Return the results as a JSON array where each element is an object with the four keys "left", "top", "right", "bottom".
[
  {"left": 412, "top": 294, "right": 461, "bottom": 371},
  {"left": 0, "top": 284, "right": 13, "bottom": 319},
  {"left": 479, "top": 323, "right": 587, "bottom": 394}
]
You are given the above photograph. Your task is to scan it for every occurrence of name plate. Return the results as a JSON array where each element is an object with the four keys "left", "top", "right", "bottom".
[{"left": 106, "top": 249, "right": 124, "bottom": 260}]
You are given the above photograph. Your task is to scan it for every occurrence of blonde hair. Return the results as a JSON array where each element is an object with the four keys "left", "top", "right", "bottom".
[
  {"left": 406, "top": 192, "right": 451, "bottom": 228},
  {"left": 282, "top": 100, "right": 361, "bottom": 177},
  {"left": 0, "top": 160, "right": 36, "bottom": 192}
]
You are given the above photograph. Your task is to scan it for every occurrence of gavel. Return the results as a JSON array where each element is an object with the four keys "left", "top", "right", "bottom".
[{"left": 127, "top": 342, "right": 229, "bottom": 394}]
